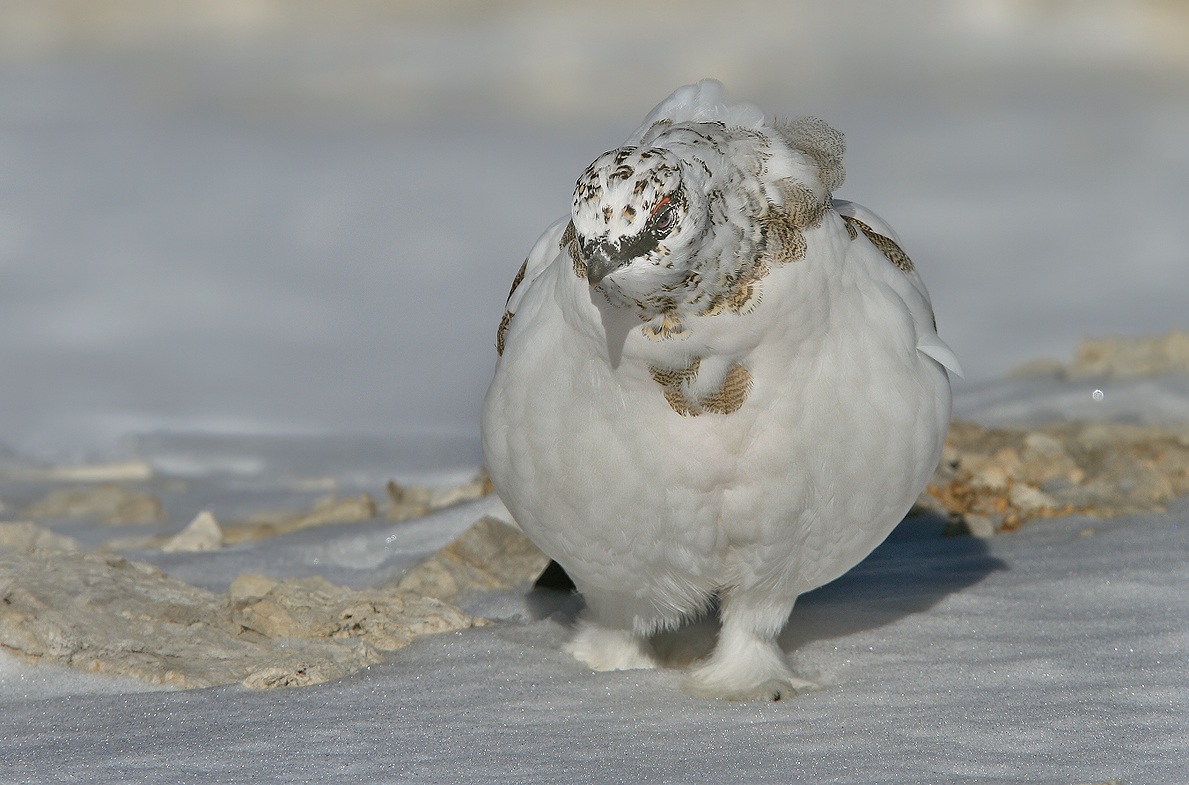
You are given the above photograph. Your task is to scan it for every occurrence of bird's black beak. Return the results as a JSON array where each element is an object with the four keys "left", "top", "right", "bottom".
[
  {"left": 582, "top": 240, "right": 627, "bottom": 286},
  {"left": 581, "top": 228, "right": 660, "bottom": 286}
]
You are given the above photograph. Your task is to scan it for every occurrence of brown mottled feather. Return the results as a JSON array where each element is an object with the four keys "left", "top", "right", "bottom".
[{"left": 842, "top": 216, "right": 915, "bottom": 273}]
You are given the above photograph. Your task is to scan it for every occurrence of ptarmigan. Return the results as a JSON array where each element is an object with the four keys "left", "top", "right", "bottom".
[{"left": 481, "top": 80, "right": 960, "bottom": 701}]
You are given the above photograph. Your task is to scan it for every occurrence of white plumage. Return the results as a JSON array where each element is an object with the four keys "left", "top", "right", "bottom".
[{"left": 481, "top": 80, "right": 960, "bottom": 700}]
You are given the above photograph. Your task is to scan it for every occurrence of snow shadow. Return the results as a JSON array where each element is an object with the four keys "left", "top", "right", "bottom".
[{"left": 779, "top": 513, "right": 1006, "bottom": 651}]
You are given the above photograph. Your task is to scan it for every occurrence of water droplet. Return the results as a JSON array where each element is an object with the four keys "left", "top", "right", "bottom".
[{"left": 1092, "top": 389, "right": 1104, "bottom": 402}]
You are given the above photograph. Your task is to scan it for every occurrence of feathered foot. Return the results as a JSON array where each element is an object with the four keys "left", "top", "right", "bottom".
[
  {"left": 683, "top": 592, "right": 821, "bottom": 701},
  {"left": 565, "top": 615, "right": 659, "bottom": 671}
]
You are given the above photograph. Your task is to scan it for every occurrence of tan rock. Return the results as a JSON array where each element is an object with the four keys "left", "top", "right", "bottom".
[
  {"left": 396, "top": 516, "right": 551, "bottom": 602},
  {"left": 0, "top": 548, "right": 483, "bottom": 690},
  {"left": 1010, "top": 330, "right": 1189, "bottom": 379},
  {"left": 2, "top": 550, "right": 237, "bottom": 687},
  {"left": 927, "top": 419, "right": 1189, "bottom": 533},
  {"left": 161, "top": 510, "right": 224, "bottom": 553},
  {"left": 227, "top": 574, "right": 483, "bottom": 654},
  {"left": 234, "top": 596, "right": 308, "bottom": 640},
  {"left": 220, "top": 473, "right": 499, "bottom": 531},
  {"left": 1072, "top": 330, "right": 1189, "bottom": 378},
  {"left": 386, "top": 469, "right": 493, "bottom": 520},
  {"left": 241, "top": 665, "right": 333, "bottom": 690},
  {"left": 963, "top": 456, "right": 1012, "bottom": 491},
  {"left": 386, "top": 480, "right": 432, "bottom": 520},
  {"left": 0, "top": 521, "right": 81, "bottom": 552},
  {"left": 1022, "top": 431, "right": 1064, "bottom": 456},
  {"left": 23, "top": 484, "right": 165, "bottom": 525},
  {"left": 222, "top": 494, "right": 377, "bottom": 544},
  {"left": 289, "top": 494, "right": 377, "bottom": 528},
  {"left": 228, "top": 573, "right": 280, "bottom": 602},
  {"left": 428, "top": 469, "right": 494, "bottom": 509},
  {"left": 4, "top": 460, "right": 155, "bottom": 483},
  {"left": 1007, "top": 358, "right": 1067, "bottom": 379},
  {"left": 1008, "top": 483, "right": 1058, "bottom": 514}
]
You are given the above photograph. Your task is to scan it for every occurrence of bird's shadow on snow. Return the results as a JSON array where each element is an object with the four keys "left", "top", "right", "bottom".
[
  {"left": 525, "top": 513, "right": 1006, "bottom": 669},
  {"left": 777, "top": 512, "right": 1006, "bottom": 652}
]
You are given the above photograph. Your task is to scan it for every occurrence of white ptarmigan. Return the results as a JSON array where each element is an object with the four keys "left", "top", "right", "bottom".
[{"left": 481, "top": 80, "right": 960, "bottom": 701}]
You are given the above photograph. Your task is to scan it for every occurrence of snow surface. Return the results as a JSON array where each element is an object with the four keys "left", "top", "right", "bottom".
[{"left": 2, "top": 2, "right": 1188, "bottom": 783}]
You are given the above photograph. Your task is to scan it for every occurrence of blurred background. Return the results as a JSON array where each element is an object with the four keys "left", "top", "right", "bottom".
[{"left": 1, "top": 0, "right": 1187, "bottom": 465}]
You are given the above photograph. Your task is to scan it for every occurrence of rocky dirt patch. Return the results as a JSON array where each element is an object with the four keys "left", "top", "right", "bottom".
[
  {"left": 923, "top": 420, "right": 1189, "bottom": 536},
  {"left": 0, "top": 516, "right": 549, "bottom": 690}
]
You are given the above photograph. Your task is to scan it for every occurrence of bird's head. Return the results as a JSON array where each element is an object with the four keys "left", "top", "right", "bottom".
[{"left": 570, "top": 146, "right": 710, "bottom": 307}]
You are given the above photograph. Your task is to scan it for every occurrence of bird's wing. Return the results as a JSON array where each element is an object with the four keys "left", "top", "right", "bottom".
[
  {"left": 833, "top": 199, "right": 903, "bottom": 243},
  {"left": 834, "top": 199, "right": 963, "bottom": 377},
  {"left": 505, "top": 216, "right": 571, "bottom": 314}
]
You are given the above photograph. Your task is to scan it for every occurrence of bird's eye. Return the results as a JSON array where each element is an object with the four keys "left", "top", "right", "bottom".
[{"left": 651, "top": 202, "right": 676, "bottom": 235}]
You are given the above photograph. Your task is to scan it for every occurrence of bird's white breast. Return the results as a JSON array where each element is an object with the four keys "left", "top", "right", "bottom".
[{"left": 482, "top": 210, "right": 951, "bottom": 621}]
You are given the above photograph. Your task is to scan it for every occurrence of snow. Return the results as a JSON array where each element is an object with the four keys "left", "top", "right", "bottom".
[
  {"left": 1, "top": 2, "right": 1188, "bottom": 782},
  {"left": 3, "top": 494, "right": 1186, "bottom": 784}
]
